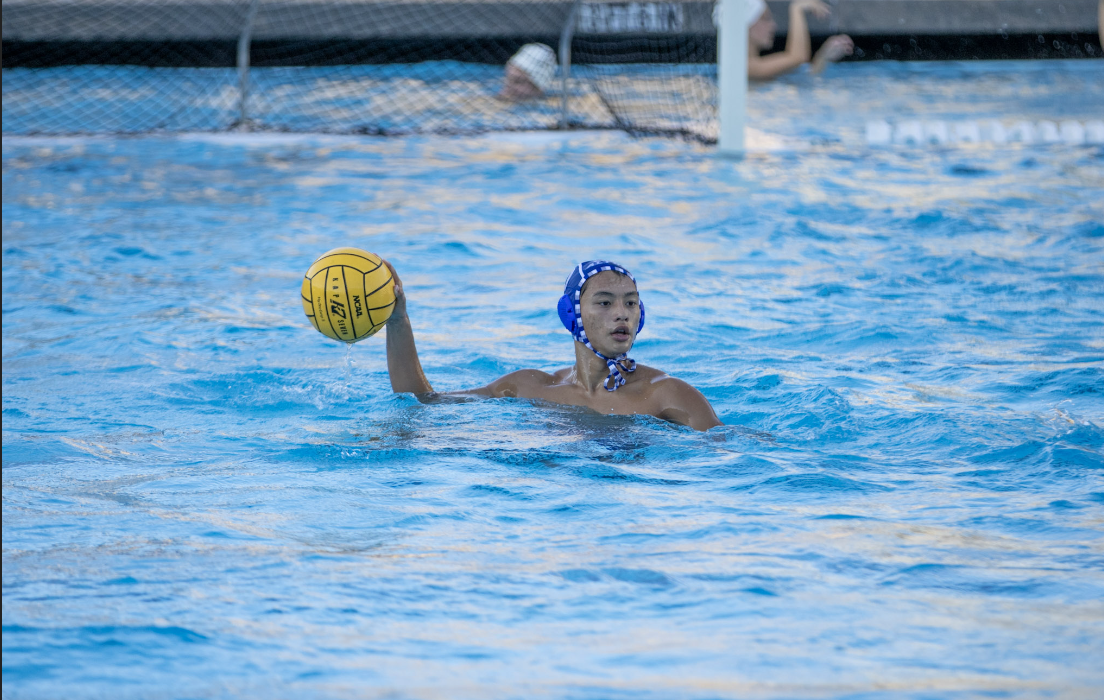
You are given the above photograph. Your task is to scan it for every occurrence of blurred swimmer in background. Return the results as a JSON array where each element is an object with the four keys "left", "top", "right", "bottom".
[
  {"left": 381, "top": 259, "right": 723, "bottom": 432},
  {"left": 499, "top": 43, "right": 557, "bottom": 100},
  {"left": 718, "top": 0, "right": 854, "bottom": 79}
]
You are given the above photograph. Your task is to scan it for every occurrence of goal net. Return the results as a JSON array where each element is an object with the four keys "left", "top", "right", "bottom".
[{"left": 3, "top": 0, "right": 719, "bottom": 141}]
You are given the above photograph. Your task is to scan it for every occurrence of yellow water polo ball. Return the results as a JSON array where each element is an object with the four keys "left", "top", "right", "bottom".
[{"left": 301, "top": 247, "right": 395, "bottom": 343}]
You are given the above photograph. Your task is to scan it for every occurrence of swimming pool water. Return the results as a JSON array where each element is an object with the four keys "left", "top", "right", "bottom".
[{"left": 3, "top": 60, "right": 1104, "bottom": 699}]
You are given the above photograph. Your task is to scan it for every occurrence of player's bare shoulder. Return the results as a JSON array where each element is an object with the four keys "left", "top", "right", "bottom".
[
  {"left": 485, "top": 369, "right": 559, "bottom": 398},
  {"left": 616, "top": 363, "right": 677, "bottom": 394},
  {"left": 625, "top": 363, "right": 669, "bottom": 385},
  {"left": 634, "top": 365, "right": 722, "bottom": 430}
]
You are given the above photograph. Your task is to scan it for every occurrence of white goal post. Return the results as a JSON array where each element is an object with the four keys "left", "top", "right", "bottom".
[{"left": 717, "top": 0, "right": 748, "bottom": 154}]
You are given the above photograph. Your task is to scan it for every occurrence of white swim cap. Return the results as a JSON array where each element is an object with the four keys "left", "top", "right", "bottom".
[
  {"left": 746, "top": 0, "right": 767, "bottom": 25},
  {"left": 507, "top": 43, "right": 556, "bottom": 92},
  {"left": 712, "top": 0, "right": 769, "bottom": 29}
]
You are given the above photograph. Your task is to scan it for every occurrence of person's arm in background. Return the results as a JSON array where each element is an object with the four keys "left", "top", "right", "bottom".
[
  {"left": 810, "top": 34, "right": 854, "bottom": 74},
  {"left": 382, "top": 261, "right": 433, "bottom": 394},
  {"left": 748, "top": 0, "right": 824, "bottom": 79},
  {"left": 749, "top": 0, "right": 852, "bottom": 79}
]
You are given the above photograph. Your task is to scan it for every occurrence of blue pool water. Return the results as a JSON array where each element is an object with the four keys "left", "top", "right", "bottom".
[{"left": 3, "top": 61, "right": 1104, "bottom": 698}]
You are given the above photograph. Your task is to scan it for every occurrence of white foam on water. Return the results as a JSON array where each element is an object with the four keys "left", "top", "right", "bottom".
[
  {"left": 1085, "top": 120, "right": 1104, "bottom": 143},
  {"left": 1059, "top": 120, "right": 1085, "bottom": 144},
  {"left": 866, "top": 119, "right": 1104, "bottom": 147},
  {"left": 865, "top": 120, "right": 892, "bottom": 145},
  {"left": 923, "top": 121, "right": 950, "bottom": 145},
  {"left": 894, "top": 121, "right": 924, "bottom": 145},
  {"left": 980, "top": 120, "right": 1007, "bottom": 144},
  {"left": 1037, "top": 120, "right": 1061, "bottom": 143},
  {"left": 1008, "top": 121, "right": 1035, "bottom": 143},
  {"left": 744, "top": 126, "right": 810, "bottom": 152},
  {"left": 952, "top": 121, "right": 981, "bottom": 144}
]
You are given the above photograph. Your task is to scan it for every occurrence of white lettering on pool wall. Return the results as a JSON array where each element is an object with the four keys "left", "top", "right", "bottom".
[{"left": 577, "top": 3, "right": 685, "bottom": 33}]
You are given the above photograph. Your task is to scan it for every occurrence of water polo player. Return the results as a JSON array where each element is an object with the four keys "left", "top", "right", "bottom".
[{"left": 382, "top": 259, "right": 723, "bottom": 431}]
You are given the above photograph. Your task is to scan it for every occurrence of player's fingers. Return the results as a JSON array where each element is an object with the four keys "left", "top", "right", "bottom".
[{"left": 383, "top": 259, "right": 404, "bottom": 296}]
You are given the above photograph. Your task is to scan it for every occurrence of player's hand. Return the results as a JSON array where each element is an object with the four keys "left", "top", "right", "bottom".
[
  {"left": 382, "top": 259, "right": 407, "bottom": 325},
  {"left": 792, "top": 0, "right": 831, "bottom": 19},
  {"left": 815, "top": 34, "right": 854, "bottom": 63}
]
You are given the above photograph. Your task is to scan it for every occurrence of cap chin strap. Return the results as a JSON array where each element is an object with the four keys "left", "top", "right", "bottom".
[
  {"left": 574, "top": 331, "right": 635, "bottom": 386},
  {"left": 573, "top": 323, "right": 636, "bottom": 392},
  {"left": 601, "top": 352, "right": 637, "bottom": 391}
]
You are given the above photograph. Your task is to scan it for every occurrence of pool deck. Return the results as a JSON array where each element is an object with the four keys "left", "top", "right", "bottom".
[{"left": 3, "top": 0, "right": 1099, "bottom": 41}]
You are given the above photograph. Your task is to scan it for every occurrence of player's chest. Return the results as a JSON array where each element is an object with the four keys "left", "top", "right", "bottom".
[{"left": 545, "top": 383, "right": 658, "bottom": 417}]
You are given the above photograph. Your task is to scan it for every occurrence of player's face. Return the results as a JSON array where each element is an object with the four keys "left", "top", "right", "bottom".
[
  {"left": 579, "top": 271, "right": 640, "bottom": 356},
  {"left": 749, "top": 10, "right": 777, "bottom": 50},
  {"left": 500, "top": 64, "right": 542, "bottom": 100}
]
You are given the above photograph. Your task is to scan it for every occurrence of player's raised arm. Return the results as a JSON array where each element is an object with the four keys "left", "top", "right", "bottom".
[{"left": 382, "top": 261, "right": 433, "bottom": 394}]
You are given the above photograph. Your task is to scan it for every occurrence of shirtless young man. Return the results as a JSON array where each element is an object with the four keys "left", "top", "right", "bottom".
[{"left": 382, "top": 260, "right": 723, "bottom": 432}]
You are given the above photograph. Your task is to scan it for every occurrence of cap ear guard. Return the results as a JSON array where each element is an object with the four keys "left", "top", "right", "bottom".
[
  {"left": 558, "top": 293, "right": 644, "bottom": 335},
  {"left": 557, "top": 293, "right": 577, "bottom": 333}
]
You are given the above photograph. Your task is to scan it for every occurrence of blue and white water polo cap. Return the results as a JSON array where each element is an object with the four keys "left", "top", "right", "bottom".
[{"left": 556, "top": 261, "right": 646, "bottom": 391}]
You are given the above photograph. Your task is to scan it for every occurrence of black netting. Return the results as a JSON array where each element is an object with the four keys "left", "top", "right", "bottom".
[{"left": 2, "top": 0, "right": 719, "bottom": 141}]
